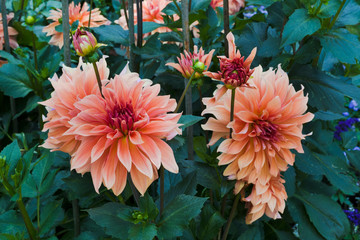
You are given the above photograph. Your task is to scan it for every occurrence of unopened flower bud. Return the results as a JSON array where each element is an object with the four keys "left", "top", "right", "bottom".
[
  {"left": 73, "top": 29, "right": 98, "bottom": 57},
  {"left": 25, "top": 15, "right": 36, "bottom": 25},
  {"left": 193, "top": 61, "right": 205, "bottom": 74}
]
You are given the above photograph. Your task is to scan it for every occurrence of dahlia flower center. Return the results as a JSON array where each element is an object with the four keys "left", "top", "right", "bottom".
[
  {"left": 253, "top": 120, "right": 281, "bottom": 142},
  {"left": 220, "top": 58, "right": 249, "bottom": 88},
  {"left": 107, "top": 103, "right": 136, "bottom": 133}
]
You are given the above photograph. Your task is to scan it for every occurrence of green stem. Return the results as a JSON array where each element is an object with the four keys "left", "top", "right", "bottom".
[
  {"left": 37, "top": 195, "right": 40, "bottom": 230},
  {"left": 92, "top": 62, "right": 104, "bottom": 98},
  {"left": 17, "top": 197, "right": 38, "bottom": 240},
  {"left": 223, "top": 0, "right": 230, "bottom": 56},
  {"left": 121, "top": 0, "right": 129, "bottom": 29},
  {"left": 72, "top": 199, "right": 80, "bottom": 237},
  {"left": 229, "top": 88, "right": 236, "bottom": 136},
  {"left": 313, "top": 1, "right": 323, "bottom": 16},
  {"left": 32, "top": 34, "right": 38, "bottom": 71},
  {"left": 174, "top": 71, "right": 196, "bottom": 113},
  {"left": 128, "top": 177, "right": 140, "bottom": 206},
  {"left": 88, "top": 0, "right": 93, "bottom": 28},
  {"left": 160, "top": 166, "right": 165, "bottom": 216},
  {"left": 221, "top": 193, "right": 240, "bottom": 240},
  {"left": 329, "top": 0, "right": 346, "bottom": 29},
  {"left": 172, "top": 0, "right": 181, "bottom": 14}
]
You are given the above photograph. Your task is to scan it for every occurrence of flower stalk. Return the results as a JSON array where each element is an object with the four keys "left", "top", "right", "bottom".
[
  {"left": 174, "top": 71, "right": 196, "bottom": 113},
  {"left": 92, "top": 62, "right": 105, "bottom": 98},
  {"left": 221, "top": 193, "right": 240, "bottom": 240}
]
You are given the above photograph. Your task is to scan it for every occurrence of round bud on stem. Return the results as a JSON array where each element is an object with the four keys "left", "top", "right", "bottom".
[
  {"left": 73, "top": 29, "right": 98, "bottom": 57},
  {"left": 193, "top": 61, "right": 205, "bottom": 74},
  {"left": 25, "top": 15, "right": 35, "bottom": 25}
]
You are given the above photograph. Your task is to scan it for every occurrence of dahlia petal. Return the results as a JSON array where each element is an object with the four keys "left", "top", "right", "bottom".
[
  {"left": 138, "top": 136, "right": 162, "bottom": 169},
  {"left": 130, "top": 165, "right": 156, "bottom": 196},
  {"left": 129, "top": 131, "right": 144, "bottom": 145},
  {"left": 90, "top": 158, "right": 104, "bottom": 193},
  {"left": 102, "top": 142, "right": 118, "bottom": 189},
  {"left": 112, "top": 164, "right": 127, "bottom": 196},
  {"left": 129, "top": 143, "right": 153, "bottom": 178},
  {"left": 152, "top": 138, "right": 179, "bottom": 173},
  {"left": 226, "top": 32, "right": 237, "bottom": 59},
  {"left": 117, "top": 137, "right": 132, "bottom": 171},
  {"left": 91, "top": 136, "right": 112, "bottom": 163},
  {"left": 237, "top": 111, "right": 258, "bottom": 123},
  {"left": 244, "top": 47, "right": 257, "bottom": 68}
]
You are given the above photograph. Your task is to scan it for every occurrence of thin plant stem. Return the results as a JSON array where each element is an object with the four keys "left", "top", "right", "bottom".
[
  {"left": 223, "top": 0, "right": 230, "bottom": 56},
  {"left": 37, "top": 195, "right": 40, "bottom": 230},
  {"left": 121, "top": 0, "right": 129, "bottom": 28},
  {"left": 32, "top": 34, "right": 38, "bottom": 71},
  {"left": 136, "top": 0, "right": 143, "bottom": 48},
  {"left": 174, "top": 71, "right": 196, "bottom": 113},
  {"left": 221, "top": 193, "right": 240, "bottom": 240},
  {"left": 88, "top": 0, "right": 93, "bottom": 28},
  {"left": 160, "top": 166, "right": 165, "bottom": 216},
  {"left": 229, "top": 88, "right": 236, "bottom": 136},
  {"left": 128, "top": 177, "right": 140, "bottom": 206},
  {"left": 313, "top": 1, "right": 323, "bottom": 15},
  {"left": 72, "top": 199, "right": 80, "bottom": 237},
  {"left": 62, "top": 0, "right": 71, "bottom": 66},
  {"left": 18, "top": 0, "right": 25, "bottom": 21},
  {"left": 92, "top": 62, "right": 105, "bottom": 98},
  {"left": 1, "top": 0, "right": 18, "bottom": 133},
  {"left": 128, "top": 0, "right": 136, "bottom": 71},
  {"left": 172, "top": 0, "right": 181, "bottom": 14},
  {"left": 329, "top": 0, "right": 346, "bottom": 29}
]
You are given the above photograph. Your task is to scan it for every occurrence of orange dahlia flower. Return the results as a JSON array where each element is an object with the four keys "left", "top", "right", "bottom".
[
  {"left": 204, "top": 32, "right": 257, "bottom": 103},
  {"left": 166, "top": 46, "right": 215, "bottom": 79},
  {"left": 43, "top": 2, "right": 109, "bottom": 48},
  {"left": 0, "top": 13, "right": 18, "bottom": 66},
  {"left": 40, "top": 57, "right": 110, "bottom": 160},
  {"left": 41, "top": 57, "right": 181, "bottom": 196},
  {"left": 210, "top": 0, "right": 245, "bottom": 15},
  {"left": 202, "top": 65, "right": 313, "bottom": 223}
]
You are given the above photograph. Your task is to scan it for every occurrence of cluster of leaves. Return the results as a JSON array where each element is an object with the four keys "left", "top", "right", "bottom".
[{"left": 1, "top": 0, "right": 360, "bottom": 239}]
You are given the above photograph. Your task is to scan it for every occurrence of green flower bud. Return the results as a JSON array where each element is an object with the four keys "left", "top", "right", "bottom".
[
  {"left": 25, "top": 15, "right": 36, "bottom": 25},
  {"left": 193, "top": 61, "right": 206, "bottom": 74}
]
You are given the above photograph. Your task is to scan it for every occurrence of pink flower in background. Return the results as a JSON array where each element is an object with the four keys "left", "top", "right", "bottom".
[
  {"left": 115, "top": 0, "right": 174, "bottom": 35},
  {"left": 0, "top": 13, "right": 18, "bottom": 67},
  {"left": 210, "top": 0, "right": 245, "bottom": 15},
  {"left": 202, "top": 65, "right": 313, "bottom": 223},
  {"left": 166, "top": 46, "right": 215, "bottom": 79},
  {"left": 204, "top": 32, "right": 257, "bottom": 103},
  {"left": 43, "top": 2, "right": 109, "bottom": 48},
  {"left": 40, "top": 57, "right": 110, "bottom": 162}
]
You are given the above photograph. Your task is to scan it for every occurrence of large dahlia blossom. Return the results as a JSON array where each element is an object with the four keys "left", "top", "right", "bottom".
[
  {"left": 204, "top": 32, "right": 257, "bottom": 103},
  {"left": 202, "top": 65, "right": 314, "bottom": 223},
  {"left": 210, "top": 0, "right": 245, "bottom": 15},
  {"left": 41, "top": 57, "right": 181, "bottom": 196},
  {"left": 43, "top": 2, "right": 109, "bottom": 48}
]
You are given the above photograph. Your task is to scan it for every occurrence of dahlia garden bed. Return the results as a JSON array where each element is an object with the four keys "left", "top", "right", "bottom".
[{"left": 0, "top": 0, "right": 360, "bottom": 239}]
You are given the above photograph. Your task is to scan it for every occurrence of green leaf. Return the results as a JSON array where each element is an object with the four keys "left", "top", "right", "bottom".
[
  {"left": 13, "top": 95, "right": 42, "bottom": 119},
  {"left": 290, "top": 64, "right": 360, "bottom": 113},
  {"left": 197, "top": 205, "right": 226, "bottom": 240},
  {"left": 0, "top": 141, "right": 21, "bottom": 178},
  {"left": 33, "top": 152, "right": 54, "bottom": 191},
  {"left": 0, "top": 64, "right": 32, "bottom": 98},
  {"left": 284, "top": 166, "right": 296, "bottom": 197},
  {"left": 246, "top": 0, "right": 279, "bottom": 7},
  {"left": 87, "top": 202, "right": 133, "bottom": 238},
  {"left": 178, "top": 115, "right": 204, "bottom": 129},
  {"left": 39, "top": 200, "right": 64, "bottom": 236},
  {"left": 320, "top": 29, "right": 360, "bottom": 64},
  {"left": 139, "top": 193, "right": 158, "bottom": 220},
  {"left": 341, "top": 131, "right": 358, "bottom": 149},
  {"left": 295, "top": 146, "right": 324, "bottom": 176},
  {"left": 93, "top": 25, "right": 129, "bottom": 45},
  {"left": 157, "top": 194, "right": 207, "bottom": 239},
  {"left": 335, "top": 0, "right": 360, "bottom": 27},
  {"left": 346, "top": 150, "right": 360, "bottom": 170},
  {"left": 237, "top": 223, "right": 264, "bottom": 240},
  {"left": 191, "top": 0, "right": 211, "bottom": 13},
  {"left": 141, "top": 22, "right": 163, "bottom": 34},
  {"left": 128, "top": 223, "right": 157, "bottom": 240},
  {"left": 281, "top": 9, "right": 321, "bottom": 46},
  {"left": 287, "top": 198, "right": 324, "bottom": 240},
  {"left": 314, "top": 110, "right": 344, "bottom": 121},
  {"left": 301, "top": 192, "right": 350, "bottom": 240},
  {"left": 0, "top": 210, "right": 26, "bottom": 236},
  {"left": 318, "top": 0, "right": 341, "bottom": 18},
  {"left": 54, "top": 24, "right": 62, "bottom": 33}
]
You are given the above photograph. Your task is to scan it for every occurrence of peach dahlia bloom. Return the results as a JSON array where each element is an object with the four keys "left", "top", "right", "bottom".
[
  {"left": 0, "top": 13, "right": 18, "bottom": 66},
  {"left": 43, "top": 2, "right": 109, "bottom": 48},
  {"left": 40, "top": 57, "right": 110, "bottom": 159},
  {"left": 204, "top": 32, "right": 257, "bottom": 103},
  {"left": 210, "top": 0, "right": 245, "bottom": 15},
  {"left": 41, "top": 57, "right": 182, "bottom": 196},
  {"left": 166, "top": 46, "right": 215, "bottom": 79},
  {"left": 202, "top": 65, "right": 314, "bottom": 223}
]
